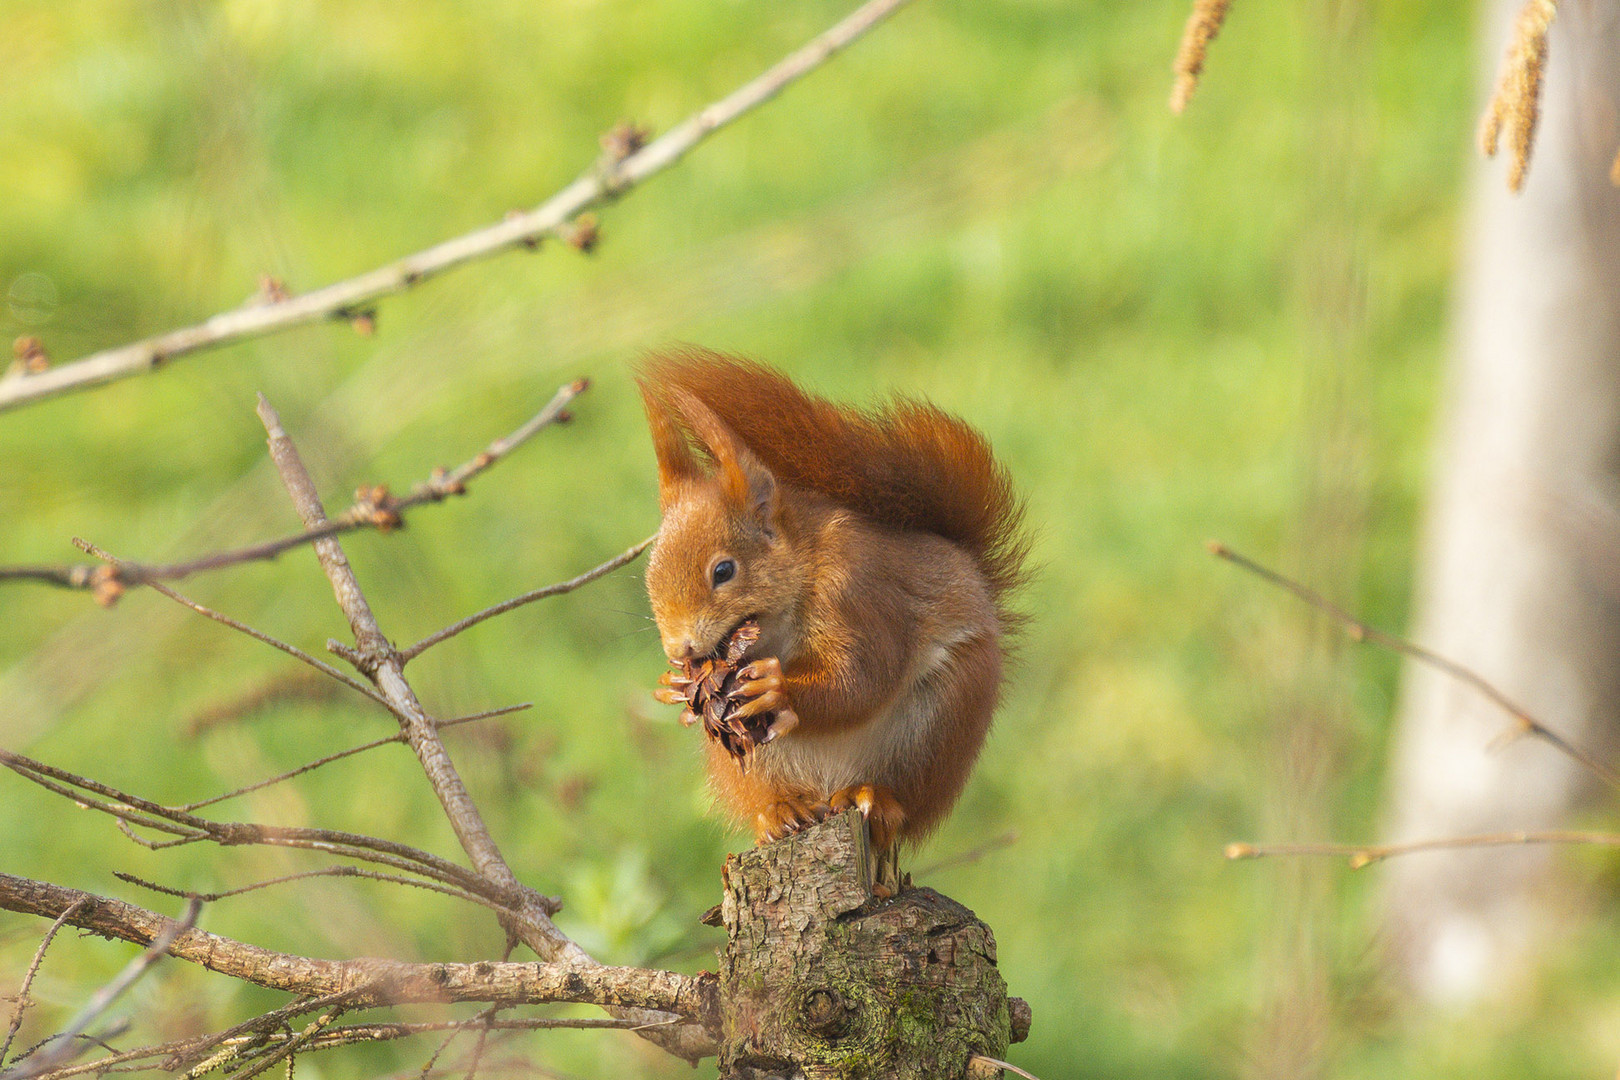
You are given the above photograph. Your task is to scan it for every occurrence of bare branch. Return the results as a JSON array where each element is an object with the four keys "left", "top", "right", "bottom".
[
  {"left": 228, "top": 1006, "right": 345, "bottom": 1080},
  {"left": 1209, "top": 541, "right": 1620, "bottom": 792},
  {"left": 0, "top": 901, "right": 88, "bottom": 1068},
  {"left": 969, "top": 1053, "right": 1045, "bottom": 1080},
  {"left": 400, "top": 537, "right": 653, "bottom": 661},
  {"left": 0, "top": 750, "right": 501, "bottom": 901},
  {"left": 0, "top": 899, "right": 199, "bottom": 1080},
  {"left": 6, "top": 381, "right": 584, "bottom": 603},
  {"left": 0, "top": 874, "right": 715, "bottom": 1023},
  {"left": 1225, "top": 829, "right": 1620, "bottom": 869},
  {"left": 0, "top": 0, "right": 918, "bottom": 414}
]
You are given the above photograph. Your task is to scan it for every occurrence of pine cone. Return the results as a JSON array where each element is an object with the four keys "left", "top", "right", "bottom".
[{"left": 679, "top": 620, "right": 776, "bottom": 766}]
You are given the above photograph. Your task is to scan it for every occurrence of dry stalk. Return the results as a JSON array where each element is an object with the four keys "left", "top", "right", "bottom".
[
  {"left": 1170, "top": 0, "right": 1233, "bottom": 114},
  {"left": 1214, "top": 541, "right": 1620, "bottom": 880},
  {"left": 1226, "top": 829, "right": 1620, "bottom": 869},
  {"left": 1478, "top": 0, "right": 1558, "bottom": 192},
  {"left": 1209, "top": 541, "right": 1620, "bottom": 792}
]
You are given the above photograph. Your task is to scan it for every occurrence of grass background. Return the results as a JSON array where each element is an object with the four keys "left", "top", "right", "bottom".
[{"left": 3, "top": 0, "right": 1617, "bottom": 1076}]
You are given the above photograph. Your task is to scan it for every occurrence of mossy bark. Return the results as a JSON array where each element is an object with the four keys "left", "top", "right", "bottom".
[{"left": 715, "top": 811, "right": 1026, "bottom": 1079}]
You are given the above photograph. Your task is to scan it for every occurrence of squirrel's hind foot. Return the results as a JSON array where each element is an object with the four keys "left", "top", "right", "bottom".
[{"left": 828, "top": 784, "right": 905, "bottom": 853}]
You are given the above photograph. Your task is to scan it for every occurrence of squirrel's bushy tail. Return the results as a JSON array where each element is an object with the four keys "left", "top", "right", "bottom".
[{"left": 640, "top": 348, "right": 1029, "bottom": 610}]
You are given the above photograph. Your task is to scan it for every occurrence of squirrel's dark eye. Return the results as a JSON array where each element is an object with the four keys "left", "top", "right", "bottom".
[{"left": 711, "top": 559, "right": 737, "bottom": 587}]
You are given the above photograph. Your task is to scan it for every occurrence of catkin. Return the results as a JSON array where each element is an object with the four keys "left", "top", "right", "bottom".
[
  {"left": 1479, "top": 0, "right": 1558, "bottom": 192},
  {"left": 1170, "top": 0, "right": 1233, "bottom": 115}
]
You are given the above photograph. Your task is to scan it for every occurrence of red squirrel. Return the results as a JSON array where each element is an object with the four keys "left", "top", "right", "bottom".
[{"left": 639, "top": 349, "right": 1027, "bottom": 851}]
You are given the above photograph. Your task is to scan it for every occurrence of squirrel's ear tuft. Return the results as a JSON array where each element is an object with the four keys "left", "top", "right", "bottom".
[
  {"left": 667, "top": 387, "right": 779, "bottom": 528},
  {"left": 638, "top": 377, "right": 701, "bottom": 511}
]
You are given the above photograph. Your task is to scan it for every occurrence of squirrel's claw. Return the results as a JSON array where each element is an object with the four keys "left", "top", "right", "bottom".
[
  {"left": 729, "top": 688, "right": 790, "bottom": 722},
  {"left": 658, "top": 668, "right": 694, "bottom": 692},
  {"left": 729, "top": 656, "right": 794, "bottom": 727},
  {"left": 654, "top": 668, "right": 695, "bottom": 709},
  {"left": 761, "top": 706, "right": 799, "bottom": 742},
  {"left": 756, "top": 795, "right": 822, "bottom": 843},
  {"left": 736, "top": 657, "right": 782, "bottom": 685}
]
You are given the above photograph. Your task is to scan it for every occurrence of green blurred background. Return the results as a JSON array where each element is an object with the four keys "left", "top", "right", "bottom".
[{"left": 4, "top": 0, "right": 1615, "bottom": 1077}]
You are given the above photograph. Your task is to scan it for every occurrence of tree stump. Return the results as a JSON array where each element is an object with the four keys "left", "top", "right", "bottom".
[{"left": 714, "top": 811, "right": 1029, "bottom": 1079}]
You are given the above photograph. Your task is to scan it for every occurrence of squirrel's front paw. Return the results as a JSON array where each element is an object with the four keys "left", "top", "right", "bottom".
[{"left": 729, "top": 657, "right": 800, "bottom": 741}]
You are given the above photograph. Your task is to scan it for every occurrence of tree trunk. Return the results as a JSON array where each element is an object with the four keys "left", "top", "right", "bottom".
[
  {"left": 714, "top": 811, "right": 1029, "bottom": 1079},
  {"left": 1382, "top": 0, "right": 1620, "bottom": 1003}
]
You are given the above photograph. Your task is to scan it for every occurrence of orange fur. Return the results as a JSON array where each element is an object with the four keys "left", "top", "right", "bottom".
[{"left": 639, "top": 349, "right": 1028, "bottom": 849}]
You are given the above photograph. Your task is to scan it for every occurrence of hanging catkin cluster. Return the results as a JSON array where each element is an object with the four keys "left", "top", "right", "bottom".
[{"left": 1170, "top": 0, "right": 1620, "bottom": 192}]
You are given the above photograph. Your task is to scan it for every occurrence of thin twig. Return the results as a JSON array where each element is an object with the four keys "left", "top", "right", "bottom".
[
  {"left": 1225, "top": 830, "right": 1620, "bottom": 869},
  {"left": 112, "top": 866, "right": 502, "bottom": 915},
  {"left": 9, "top": 383, "right": 584, "bottom": 603},
  {"left": 0, "top": 0, "right": 918, "bottom": 414},
  {"left": 167, "top": 993, "right": 356, "bottom": 1078},
  {"left": 969, "top": 1053, "right": 1045, "bottom": 1080},
  {"left": 310, "top": 1016, "right": 655, "bottom": 1041},
  {"left": 1209, "top": 541, "right": 1620, "bottom": 792},
  {"left": 400, "top": 538, "right": 653, "bottom": 661},
  {"left": 228, "top": 1006, "right": 345, "bottom": 1080},
  {"left": 98, "top": 565, "right": 387, "bottom": 707},
  {"left": 0, "top": 899, "right": 200, "bottom": 1080},
  {"left": 913, "top": 830, "right": 1021, "bottom": 879},
  {"left": 0, "top": 901, "right": 89, "bottom": 1068},
  {"left": 178, "top": 704, "right": 531, "bottom": 812},
  {"left": 37, "top": 1013, "right": 647, "bottom": 1080}
]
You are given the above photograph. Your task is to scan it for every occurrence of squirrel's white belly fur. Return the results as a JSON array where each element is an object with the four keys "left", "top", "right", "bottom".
[{"left": 752, "top": 630, "right": 974, "bottom": 794}]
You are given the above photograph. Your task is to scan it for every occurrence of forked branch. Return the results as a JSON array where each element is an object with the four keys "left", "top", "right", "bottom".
[{"left": 254, "top": 398, "right": 713, "bottom": 1061}]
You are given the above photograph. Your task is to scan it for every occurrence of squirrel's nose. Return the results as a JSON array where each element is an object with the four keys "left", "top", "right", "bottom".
[{"left": 678, "top": 639, "right": 698, "bottom": 661}]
